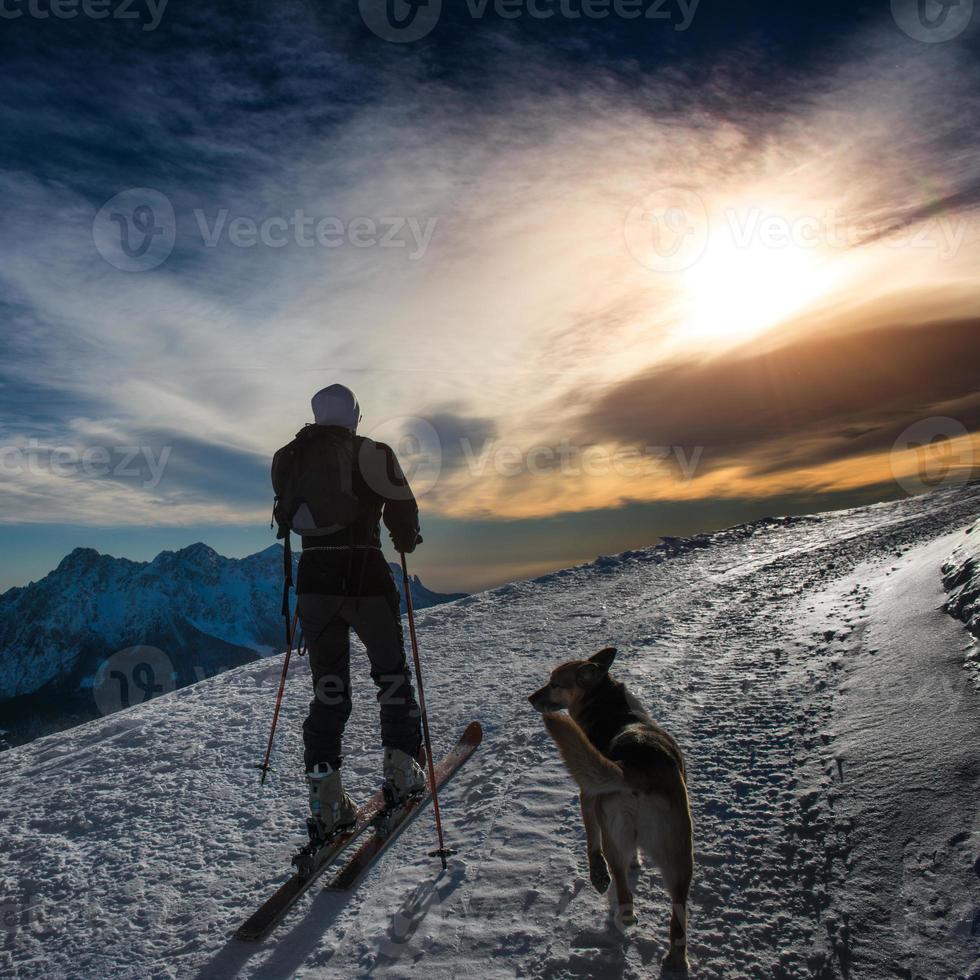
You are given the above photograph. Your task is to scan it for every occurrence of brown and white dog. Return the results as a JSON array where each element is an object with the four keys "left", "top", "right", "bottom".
[{"left": 529, "top": 647, "right": 694, "bottom": 972}]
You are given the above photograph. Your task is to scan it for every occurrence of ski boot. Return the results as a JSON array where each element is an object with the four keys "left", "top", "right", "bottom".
[
  {"left": 382, "top": 747, "right": 427, "bottom": 809},
  {"left": 293, "top": 764, "right": 358, "bottom": 877}
]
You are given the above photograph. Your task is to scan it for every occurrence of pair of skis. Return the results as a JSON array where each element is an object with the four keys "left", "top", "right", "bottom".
[{"left": 235, "top": 721, "right": 482, "bottom": 942}]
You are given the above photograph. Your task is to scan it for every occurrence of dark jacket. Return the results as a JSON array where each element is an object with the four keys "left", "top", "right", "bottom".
[{"left": 292, "top": 427, "right": 420, "bottom": 597}]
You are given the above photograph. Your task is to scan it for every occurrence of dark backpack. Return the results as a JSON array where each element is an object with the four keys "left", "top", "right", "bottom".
[{"left": 271, "top": 426, "right": 362, "bottom": 539}]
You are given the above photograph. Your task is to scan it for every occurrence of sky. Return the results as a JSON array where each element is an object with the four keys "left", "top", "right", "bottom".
[{"left": 0, "top": 0, "right": 978, "bottom": 594}]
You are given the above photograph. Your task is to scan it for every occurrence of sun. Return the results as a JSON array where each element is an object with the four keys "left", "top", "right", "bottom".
[{"left": 680, "top": 220, "right": 842, "bottom": 349}]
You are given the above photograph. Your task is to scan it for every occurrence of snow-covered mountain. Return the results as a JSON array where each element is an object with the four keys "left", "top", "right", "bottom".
[
  {"left": 397, "top": 565, "right": 468, "bottom": 614},
  {"left": 0, "top": 543, "right": 465, "bottom": 747},
  {"left": 1, "top": 485, "right": 978, "bottom": 979}
]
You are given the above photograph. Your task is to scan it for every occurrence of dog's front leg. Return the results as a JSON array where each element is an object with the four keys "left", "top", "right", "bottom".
[{"left": 580, "top": 792, "right": 609, "bottom": 893}]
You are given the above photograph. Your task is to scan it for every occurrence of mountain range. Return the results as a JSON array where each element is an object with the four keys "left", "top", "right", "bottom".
[{"left": 0, "top": 543, "right": 465, "bottom": 747}]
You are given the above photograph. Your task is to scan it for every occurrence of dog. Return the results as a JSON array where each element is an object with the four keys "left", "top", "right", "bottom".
[{"left": 529, "top": 647, "right": 694, "bottom": 973}]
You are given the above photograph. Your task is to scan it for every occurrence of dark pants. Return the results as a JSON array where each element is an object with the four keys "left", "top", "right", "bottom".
[{"left": 298, "top": 591, "right": 422, "bottom": 770}]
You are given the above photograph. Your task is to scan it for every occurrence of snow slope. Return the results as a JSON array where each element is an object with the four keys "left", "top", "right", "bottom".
[{"left": 1, "top": 485, "right": 979, "bottom": 979}]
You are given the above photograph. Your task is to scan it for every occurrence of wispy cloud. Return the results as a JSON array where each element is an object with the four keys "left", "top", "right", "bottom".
[{"left": 0, "top": 7, "right": 978, "bottom": 535}]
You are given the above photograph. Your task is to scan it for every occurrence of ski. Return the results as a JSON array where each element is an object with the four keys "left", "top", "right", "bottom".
[
  {"left": 325, "top": 720, "right": 482, "bottom": 892},
  {"left": 235, "top": 787, "right": 388, "bottom": 942},
  {"left": 234, "top": 721, "right": 482, "bottom": 941}
]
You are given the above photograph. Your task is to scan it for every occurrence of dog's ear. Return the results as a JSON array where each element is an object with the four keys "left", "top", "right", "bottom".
[
  {"left": 589, "top": 647, "right": 617, "bottom": 670},
  {"left": 576, "top": 663, "right": 603, "bottom": 687},
  {"left": 576, "top": 648, "right": 616, "bottom": 687}
]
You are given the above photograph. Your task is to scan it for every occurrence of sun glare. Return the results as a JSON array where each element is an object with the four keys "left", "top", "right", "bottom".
[{"left": 681, "top": 221, "right": 841, "bottom": 349}]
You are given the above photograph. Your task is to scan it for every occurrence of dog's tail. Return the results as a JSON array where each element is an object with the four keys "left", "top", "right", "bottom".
[{"left": 543, "top": 713, "right": 626, "bottom": 795}]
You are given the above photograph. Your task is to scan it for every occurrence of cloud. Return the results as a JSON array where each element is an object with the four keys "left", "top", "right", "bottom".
[
  {"left": 579, "top": 315, "right": 980, "bottom": 476},
  {"left": 0, "top": 419, "right": 269, "bottom": 526},
  {"left": 422, "top": 409, "right": 499, "bottom": 468},
  {"left": 1, "top": 7, "right": 979, "bottom": 532}
]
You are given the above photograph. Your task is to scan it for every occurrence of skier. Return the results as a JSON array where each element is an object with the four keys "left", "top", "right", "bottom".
[{"left": 271, "top": 384, "right": 426, "bottom": 843}]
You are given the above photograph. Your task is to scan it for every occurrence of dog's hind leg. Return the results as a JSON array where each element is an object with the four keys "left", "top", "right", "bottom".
[
  {"left": 598, "top": 800, "right": 636, "bottom": 927},
  {"left": 662, "top": 872, "right": 690, "bottom": 972},
  {"left": 581, "top": 793, "right": 610, "bottom": 894},
  {"left": 638, "top": 794, "right": 692, "bottom": 971},
  {"left": 661, "top": 838, "right": 693, "bottom": 973}
]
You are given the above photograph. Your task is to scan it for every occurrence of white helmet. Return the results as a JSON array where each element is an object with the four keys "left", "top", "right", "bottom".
[{"left": 311, "top": 384, "right": 360, "bottom": 430}]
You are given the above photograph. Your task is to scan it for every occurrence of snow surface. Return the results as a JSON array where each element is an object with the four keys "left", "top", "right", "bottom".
[{"left": 1, "top": 485, "right": 979, "bottom": 979}]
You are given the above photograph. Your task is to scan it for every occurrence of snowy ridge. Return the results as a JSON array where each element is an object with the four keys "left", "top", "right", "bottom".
[
  {"left": 1, "top": 485, "right": 978, "bottom": 979},
  {"left": 942, "top": 518, "right": 980, "bottom": 641}
]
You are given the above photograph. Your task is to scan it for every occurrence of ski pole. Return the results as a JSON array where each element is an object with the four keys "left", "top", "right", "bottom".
[
  {"left": 257, "top": 607, "right": 299, "bottom": 785},
  {"left": 400, "top": 551, "right": 453, "bottom": 869}
]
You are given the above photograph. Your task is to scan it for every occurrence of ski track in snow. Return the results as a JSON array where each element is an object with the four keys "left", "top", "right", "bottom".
[{"left": 2, "top": 486, "right": 979, "bottom": 979}]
